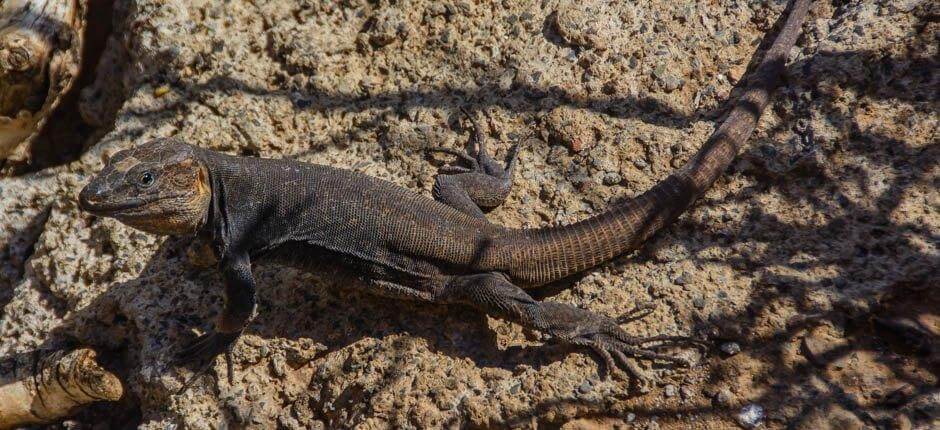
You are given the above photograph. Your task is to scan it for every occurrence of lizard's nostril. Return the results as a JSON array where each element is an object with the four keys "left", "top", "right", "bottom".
[{"left": 78, "top": 184, "right": 100, "bottom": 210}]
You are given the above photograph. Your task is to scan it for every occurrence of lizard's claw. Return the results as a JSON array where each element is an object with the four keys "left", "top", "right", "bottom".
[
  {"left": 173, "top": 330, "right": 241, "bottom": 395},
  {"left": 426, "top": 108, "right": 519, "bottom": 177},
  {"left": 616, "top": 302, "right": 656, "bottom": 324},
  {"left": 541, "top": 303, "right": 706, "bottom": 386}
]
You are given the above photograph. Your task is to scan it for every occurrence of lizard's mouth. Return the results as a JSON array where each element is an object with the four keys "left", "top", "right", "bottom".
[
  {"left": 78, "top": 182, "right": 167, "bottom": 216},
  {"left": 78, "top": 193, "right": 154, "bottom": 216},
  {"left": 79, "top": 186, "right": 196, "bottom": 219}
]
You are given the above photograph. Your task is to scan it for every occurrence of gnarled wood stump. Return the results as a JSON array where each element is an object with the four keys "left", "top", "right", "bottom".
[
  {"left": 0, "top": 0, "right": 86, "bottom": 159},
  {"left": 0, "top": 348, "right": 123, "bottom": 429}
]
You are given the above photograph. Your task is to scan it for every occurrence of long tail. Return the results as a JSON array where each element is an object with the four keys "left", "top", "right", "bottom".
[{"left": 490, "top": 0, "right": 811, "bottom": 286}]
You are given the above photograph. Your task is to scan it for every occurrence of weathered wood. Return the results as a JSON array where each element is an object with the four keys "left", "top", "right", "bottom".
[
  {"left": 0, "top": 348, "right": 123, "bottom": 429},
  {"left": 0, "top": 0, "right": 85, "bottom": 159}
]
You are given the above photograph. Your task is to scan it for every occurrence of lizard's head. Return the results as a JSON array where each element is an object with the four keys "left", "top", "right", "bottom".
[{"left": 79, "top": 138, "right": 212, "bottom": 236}]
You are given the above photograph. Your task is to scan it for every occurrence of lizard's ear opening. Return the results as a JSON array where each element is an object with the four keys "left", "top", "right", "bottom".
[{"left": 195, "top": 161, "right": 211, "bottom": 208}]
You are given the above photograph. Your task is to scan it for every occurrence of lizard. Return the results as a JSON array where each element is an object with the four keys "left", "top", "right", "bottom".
[{"left": 77, "top": 0, "right": 810, "bottom": 394}]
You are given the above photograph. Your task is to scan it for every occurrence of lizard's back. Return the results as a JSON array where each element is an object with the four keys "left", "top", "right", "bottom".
[{"left": 203, "top": 151, "right": 505, "bottom": 282}]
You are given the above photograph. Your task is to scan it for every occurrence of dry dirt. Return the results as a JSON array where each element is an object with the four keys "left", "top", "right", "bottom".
[{"left": 1, "top": 0, "right": 937, "bottom": 429}]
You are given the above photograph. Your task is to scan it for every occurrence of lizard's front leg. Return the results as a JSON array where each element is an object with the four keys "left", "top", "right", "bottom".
[
  {"left": 426, "top": 109, "right": 520, "bottom": 218},
  {"left": 175, "top": 255, "right": 256, "bottom": 394}
]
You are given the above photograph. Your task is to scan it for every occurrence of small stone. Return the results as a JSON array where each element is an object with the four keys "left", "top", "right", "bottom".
[
  {"left": 720, "top": 342, "right": 741, "bottom": 356},
  {"left": 653, "top": 64, "right": 667, "bottom": 80},
  {"left": 270, "top": 354, "right": 287, "bottom": 377},
  {"left": 713, "top": 388, "right": 733, "bottom": 407},
  {"left": 498, "top": 69, "right": 515, "bottom": 91},
  {"left": 626, "top": 412, "right": 636, "bottom": 422},
  {"left": 293, "top": 97, "right": 313, "bottom": 109},
  {"left": 693, "top": 296, "right": 706, "bottom": 309},
  {"left": 602, "top": 172, "right": 622, "bottom": 185},
  {"left": 673, "top": 272, "right": 691, "bottom": 286},
  {"left": 680, "top": 386, "right": 695, "bottom": 400},
  {"left": 565, "top": 49, "right": 578, "bottom": 62},
  {"left": 153, "top": 85, "right": 170, "bottom": 97},
  {"left": 664, "top": 384, "right": 677, "bottom": 397},
  {"left": 662, "top": 75, "right": 683, "bottom": 92},
  {"left": 736, "top": 404, "right": 764, "bottom": 429},
  {"left": 578, "top": 380, "right": 593, "bottom": 394}
]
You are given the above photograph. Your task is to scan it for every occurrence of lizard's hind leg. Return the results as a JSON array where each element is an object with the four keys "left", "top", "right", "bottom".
[
  {"left": 427, "top": 109, "right": 520, "bottom": 218},
  {"left": 436, "top": 273, "right": 706, "bottom": 387}
]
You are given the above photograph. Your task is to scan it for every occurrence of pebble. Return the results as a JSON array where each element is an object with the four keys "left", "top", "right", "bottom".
[
  {"left": 713, "top": 388, "right": 733, "bottom": 407},
  {"left": 662, "top": 75, "right": 683, "bottom": 92},
  {"left": 653, "top": 64, "right": 667, "bottom": 80},
  {"left": 498, "top": 69, "right": 515, "bottom": 91},
  {"left": 626, "top": 413, "right": 636, "bottom": 422},
  {"left": 664, "top": 384, "right": 677, "bottom": 397},
  {"left": 602, "top": 172, "right": 622, "bottom": 185},
  {"left": 720, "top": 342, "right": 741, "bottom": 356},
  {"left": 673, "top": 272, "right": 691, "bottom": 286},
  {"left": 153, "top": 85, "right": 170, "bottom": 97},
  {"left": 578, "top": 380, "right": 593, "bottom": 394},
  {"left": 293, "top": 97, "right": 313, "bottom": 109},
  {"left": 270, "top": 355, "right": 287, "bottom": 377},
  {"left": 736, "top": 404, "right": 764, "bottom": 429}
]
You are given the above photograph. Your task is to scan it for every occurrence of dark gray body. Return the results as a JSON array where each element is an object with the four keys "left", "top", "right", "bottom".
[{"left": 200, "top": 150, "right": 499, "bottom": 293}]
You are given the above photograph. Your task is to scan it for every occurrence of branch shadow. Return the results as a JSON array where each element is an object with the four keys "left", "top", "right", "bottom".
[{"left": 614, "top": 28, "right": 939, "bottom": 427}]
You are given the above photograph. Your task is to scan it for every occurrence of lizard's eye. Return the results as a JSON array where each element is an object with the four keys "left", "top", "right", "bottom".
[{"left": 139, "top": 171, "right": 155, "bottom": 187}]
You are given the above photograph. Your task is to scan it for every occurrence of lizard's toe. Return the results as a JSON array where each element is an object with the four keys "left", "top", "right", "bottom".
[
  {"left": 616, "top": 302, "right": 655, "bottom": 325},
  {"left": 543, "top": 304, "right": 703, "bottom": 384},
  {"left": 174, "top": 332, "right": 215, "bottom": 364},
  {"left": 173, "top": 330, "right": 241, "bottom": 394}
]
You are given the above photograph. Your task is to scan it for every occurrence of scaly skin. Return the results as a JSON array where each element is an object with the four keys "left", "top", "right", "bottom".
[{"left": 78, "top": 0, "right": 811, "bottom": 394}]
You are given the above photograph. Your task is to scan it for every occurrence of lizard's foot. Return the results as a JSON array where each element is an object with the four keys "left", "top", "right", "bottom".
[
  {"left": 426, "top": 109, "right": 521, "bottom": 216},
  {"left": 540, "top": 302, "right": 706, "bottom": 385},
  {"left": 173, "top": 330, "right": 241, "bottom": 394},
  {"left": 440, "top": 273, "right": 705, "bottom": 391},
  {"left": 427, "top": 109, "right": 521, "bottom": 178}
]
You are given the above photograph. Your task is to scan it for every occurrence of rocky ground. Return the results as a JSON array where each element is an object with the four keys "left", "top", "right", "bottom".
[{"left": 1, "top": 0, "right": 937, "bottom": 428}]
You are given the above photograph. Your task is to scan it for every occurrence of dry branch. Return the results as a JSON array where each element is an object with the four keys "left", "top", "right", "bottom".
[{"left": 0, "top": 348, "right": 123, "bottom": 429}]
